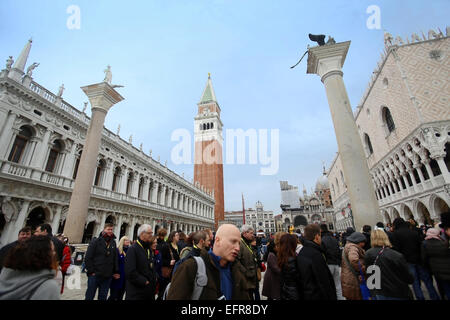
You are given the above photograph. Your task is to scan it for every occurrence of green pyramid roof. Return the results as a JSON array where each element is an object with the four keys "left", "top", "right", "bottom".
[{"left": 199, "top": 74, "right": 217, "bottom": 104}]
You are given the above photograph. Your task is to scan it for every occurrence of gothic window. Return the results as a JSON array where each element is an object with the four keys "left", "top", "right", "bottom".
[
  {"left": 364, "top": 134, "right": 374, "bottom": 156},
  {"left": 207, "top": 123, "right": 210, "bottom": 130},
  {"left": 45, "top": 140, "right": 63, "bottom": 173},
  {"left": 112, "top": 166, "right": 121, "bottom": 191},
  {"left": 8, "top": 126, "right": 33, "bottom": 163},
  {"left": 211, "top": 122, "right": 214, "bottom": 129},
  {"left": 94, "top": 159, "right": 106, "bottom": 186},
  {"left": 382, "top": 107, "right": 395, "bottom": 133},
  {"left": 203, "top": 123, "right": 206, "bottom": 130}
]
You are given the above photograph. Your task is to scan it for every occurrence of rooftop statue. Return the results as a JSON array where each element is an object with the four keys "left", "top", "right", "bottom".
[
  {"left": 57, "top": 83, "right": 65, "bottom": 97},
  {"left": 26, "top": 62, "right": 39, "bottom": 76},
  {"left": 6, "top": 56, "right": 13, "bottom": 70},
  {"left": 103, "top": 65, "right": 112, "bottom": 84}
]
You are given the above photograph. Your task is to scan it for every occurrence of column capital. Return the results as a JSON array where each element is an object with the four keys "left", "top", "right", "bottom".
[
  {"left": 81, "top": 82, "right": 124, "bottom": 114},
  {"left": 307, "top": 41, "right": 351, "bottom": 79}
]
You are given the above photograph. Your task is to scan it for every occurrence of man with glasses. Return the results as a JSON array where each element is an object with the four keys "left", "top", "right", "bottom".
[{"left": 125, "top": 224, "right": 158, "bottom": 300}]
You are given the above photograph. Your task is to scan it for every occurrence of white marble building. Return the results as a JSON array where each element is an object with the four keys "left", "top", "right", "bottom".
[
  {"left": 327, "top": 28, "right": 450, "bottom": 232},
  {"left": 0, "top": 40, "right": 215, "bottom": 246}
]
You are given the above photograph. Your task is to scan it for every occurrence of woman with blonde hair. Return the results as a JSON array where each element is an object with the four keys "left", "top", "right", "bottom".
[
  {"left": 364, "top": 229, "right": 414, "bottom": 300},
  {"left": 108, "top": 236, "right": 130, "bottom": 300}
]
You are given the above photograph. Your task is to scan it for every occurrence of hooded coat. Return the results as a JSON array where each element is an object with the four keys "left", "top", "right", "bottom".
[
  {"left": 0, "top": 268, "right": 60, "bottom": 300},
  {"left": 341, "top": 242, "right": 365, "bottom": 300}
]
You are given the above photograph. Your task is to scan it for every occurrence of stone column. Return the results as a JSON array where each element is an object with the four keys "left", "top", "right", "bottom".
[
  {"left": 13, "top": 200, "right": 31, "bottom": 237},
  {"left": 30, "top": 129, "right": 52, "bottom": 176},
  {"left": 435, "top": 156, "right": 450, "bottom": 184},
  {"left": 130, "top": 174, "right": 139, "bottom": 198},
  {"left": 141, "top": 177, "right": 149, "bottom": 201},
  {"left": 51, "top": 205, "right": 63, "bottom": 234},
  {"left": 402, "top": 174, "right": 410, "bottom": 194},
  {"left": 161, "top": 185, "right": 167, "bottom": 206},
  {"left": 63, "top": 81, "right": 124, "bottom": 243},
  {"left": 128, "top": 216, "right": 136, "bottom": 240},
  {"left": 152, "top": 182, "right": 159, "bottom": 203},
  {"left": 103, "top": 159, "right": 115, "bottom": 190},
  {"left": 306, "top": 41, "right": 380, "bottom": 230},
  {"left": 422, "top": 160, "right": 436, "bottom": 187},
  {"left": 407, "top": 169, "right": 418, "bottom": 192},
  {"left": 0, "top": 111, "right": 17, "bottom": 159},
  {"left": 94, "top": 210, "right": 106, "bottom": 236},
  {"left": 119, "top": 169, "right": 129, "bottom": 194},
  {"left": 61, "top": 141, "right": 78, "bottom": 178},
  {"left": 414, "top": 164, "right": 425, "bottom": 184}
]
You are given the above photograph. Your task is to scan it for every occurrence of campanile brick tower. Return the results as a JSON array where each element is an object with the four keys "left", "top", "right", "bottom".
[{"left": 194, "top": 74, "right": 224, "bottom": 230}]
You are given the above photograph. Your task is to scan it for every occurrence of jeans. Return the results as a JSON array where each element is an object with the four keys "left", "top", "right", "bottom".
[
  {"left": 85, "top": 275, "right": 112, "bottom": 300},
  {"left": 108, "top": 286, "right": 126, "bottom": 301},
  {"left": 407, "top": 264, "right": 440, "bottom": 300},
  {"left": 328, "top": 264, "right": 345, "bottom": 300}
]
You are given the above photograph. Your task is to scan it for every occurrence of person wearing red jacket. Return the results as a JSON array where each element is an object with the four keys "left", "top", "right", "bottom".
[{"left": 56, "top": 234, "right": 72, "bottom": 294}]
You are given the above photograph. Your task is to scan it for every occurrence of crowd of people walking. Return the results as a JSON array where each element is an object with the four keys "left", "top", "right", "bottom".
[{"left": 0, "top": 210, "right": 449, "bottom": 301}]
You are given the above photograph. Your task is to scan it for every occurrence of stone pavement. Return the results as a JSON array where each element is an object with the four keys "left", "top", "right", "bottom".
[{"left": 61, "top": 267, "right": 439, "bottom": 300}]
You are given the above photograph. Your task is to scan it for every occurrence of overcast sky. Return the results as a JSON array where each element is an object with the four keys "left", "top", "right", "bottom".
[{"left": 1, "top": 0, "right": 449, "bottom": 215}]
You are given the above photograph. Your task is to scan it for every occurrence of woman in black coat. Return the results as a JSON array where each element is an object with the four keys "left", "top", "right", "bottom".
[
  {"left": 157, "top": 231, "right": 180, "bottom": 299},
  {"left": 278, "top": 234, "right": 302, "bottom": 300}
]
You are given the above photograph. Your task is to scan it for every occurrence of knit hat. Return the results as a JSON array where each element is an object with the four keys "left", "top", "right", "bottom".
[
  {"left": 425, "top": 228, "right": 442, "bottom": 241},
  {"left": 346, "top": 232, "right": 366, "bottom": 244}
]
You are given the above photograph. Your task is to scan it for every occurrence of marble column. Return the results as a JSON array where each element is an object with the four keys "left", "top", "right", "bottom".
[
  {"left": 115, "top": 214, "right": 123, "bottom": 239},
  {"left": 306, "top": 41, "right": 379, "bottom": 231},
  {"left": 103, "top": 159, "right": 115, "bottom": 190},
  {"left": 61, "top": 141, "right": 78, "bottom": 179},
  {"left": 414, "top": 164, "right": 425, "bottom": 185},
  {"left": 51, "top": 205, "right": 63, "bottom": 234},
  {"left": 435, "top": 156, "right": 450, "bottom": 184},
  {"left": 30, "top": 128, "right": 52, "bottom": 177},
  {"left": 0, "top": 111, "right": 18, "bottom": 159},
  {"left": 13, "top": 200, "right": 31, "bottom": 237},
  {"left": 152, "top": 182, "right": 159, "bottom": 203},
  {"left": 422, "top": 160, "right": 436, "bottom": 187},
  {"left": 64, "top": 81, "right": 124, "bottom": 243}
]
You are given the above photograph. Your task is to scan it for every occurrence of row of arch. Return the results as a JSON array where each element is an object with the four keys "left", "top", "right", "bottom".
[{"left": 381, "top": 195, "right": 449, "bottom": 226}]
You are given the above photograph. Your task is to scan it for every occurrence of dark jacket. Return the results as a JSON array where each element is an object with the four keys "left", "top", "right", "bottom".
[
  {"left": 84, "top": 232, "right": 119, "bottom": 278},
  {"left": 124, "top": 240, "right": 157, "bottom": 300},
  {"left": 161, "top": 242, "right": 180, "bottom": 268},
  {"left": 110, "top": 247, "right": 127, "bottom": 290},
  {"left": 297, "top": 240, "right": 337, "bottom": 300},
  {"left": 262, "top": 252, "right": 281, "bottom": 300},
  {"left": 365, "top": 246, "right": 414, "bottom": 299},
  {"left": 321, "top": 231, "right": 342, "bottom": 266},
  {"left": 0, "top": 241, "right": 19, "bottom": 272},
  {"left": 280, "top": 256, "right": 302, "bottom": 300},
  {"left": 421, "top": 238, "right": 450, "bottom": 281},
  {"left": 391, "top": 225, "right": 422, "bottom": 264},
  {"left": 167, "top": 249, "right": 250, "bottom": 300},
  {"left": 50, "top": 236, "right": 65, "bottom": 264},
  {"left": 236, "top": 238, "right": 258, "bottom": 290},
  {"left": 362, "top": 232, "right": 371, "bottom": 252}
]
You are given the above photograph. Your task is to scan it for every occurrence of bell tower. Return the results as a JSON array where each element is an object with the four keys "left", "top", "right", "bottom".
[{"left": 194, "top": 73, "right": 224, "bottom": 230}]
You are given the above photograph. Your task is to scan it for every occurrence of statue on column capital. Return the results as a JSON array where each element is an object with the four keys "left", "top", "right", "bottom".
[
  {"left": 82, "top": 102, "right": 88, "bottom": 113},
  {"left": 103, "top": 65, "right": 112, "bottom": 84}
]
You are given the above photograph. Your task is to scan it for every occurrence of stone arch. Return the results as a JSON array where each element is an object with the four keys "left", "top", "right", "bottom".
[
  {"left": 284, "top": 218, "right": 291, "bottom": 225},
  {"left": 430, "top": 195, "right": 450, "bottom": 222},
  {"left": 293, "top": 215, "right": 307, "bottom": 227},
  {"left": 25, "top": 206, "right": 51, "bottom": 230},
  {"left": 415, "top": 201, "right": 433, "bottom": 226},
  {"left": 391, "top": 207, "right": 401, "bottom": 220},
  {"left": 105, "top": 214, "right": 116, "bottom": 226},
  {"left": 133, "top": 223, "right": 141, "bottom": 241},
  {"left": 381, "top": 210, "right": 391, "bottom": 224},
  {"left": 82, "top": 221, "right": 96, "bottom": 243},
  {"left": 310, "top": 214, "right": 322, "bottom": 224},
  {"left": 401, "top": 203, "right": 414, "bottom": 221},
  {"left": 119, "top": 222, "right": 129, "bottom": 239}
]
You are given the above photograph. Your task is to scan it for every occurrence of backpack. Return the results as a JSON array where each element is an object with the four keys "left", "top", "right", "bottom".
[{"left": 163, "top": 256, "right": 207, "bottom": 300}]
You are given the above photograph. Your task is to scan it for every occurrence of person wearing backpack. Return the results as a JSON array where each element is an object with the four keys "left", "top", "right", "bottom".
[
  {"left": 174, "top": 231, "right": 208, "bottom": 273},
  {"left": 166, "top": 224, "right": 250, "bottom": 300}
]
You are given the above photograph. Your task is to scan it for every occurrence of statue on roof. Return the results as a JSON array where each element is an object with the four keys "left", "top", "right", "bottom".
[
  {"left": 82, "top": 102, "right": 88, "bottom": 113},
  {"left": 57, "top": 83, "right": 65, "bottom": 97},
  {"left": 384, "top": 31, "right": 393, "bottom": 46},
  {"left": 26, "top": 62, "right": 39, "bottom": 77},
  {"left": 116, "top": 124, "right": 120, "bottom": 135},
  {"left": 6, "top": 56, "right": 13, "bottom": 70}
]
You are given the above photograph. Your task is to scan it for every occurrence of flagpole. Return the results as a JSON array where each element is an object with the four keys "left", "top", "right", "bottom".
[{"left": 242, "top": 193, "right": 246, "bottom": 225}]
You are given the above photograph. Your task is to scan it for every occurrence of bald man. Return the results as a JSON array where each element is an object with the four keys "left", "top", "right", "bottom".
[{"left": 167, "top": 224, "right": 250, "bottom": 300}]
